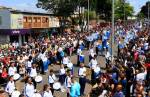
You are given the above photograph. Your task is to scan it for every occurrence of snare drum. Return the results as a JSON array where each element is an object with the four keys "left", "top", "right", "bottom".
[
  {"left": 35, "top": 75, "right": 43, "bottom": 83},
  {"left": 53, "top": 82, "right": 61, "bottom": 90},
  {"left": 13, "top": 73, "right": 21, "bottom": 80}
]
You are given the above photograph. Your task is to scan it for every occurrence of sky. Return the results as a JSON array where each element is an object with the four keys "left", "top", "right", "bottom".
[{"left": 0, "top": 0, "right": 149, "bottom": 14}]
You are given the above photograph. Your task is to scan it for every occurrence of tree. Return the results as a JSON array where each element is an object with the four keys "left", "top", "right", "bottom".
[
  {"left": 96, "top": 0, "right": 112, "bottom": 20},
  {"left": 36, "top": 0, "right": 78, "bottom": 16},
  {"left": 139, "top": 1, "right": 150, "bottom": 18},
  {"left": 115, "top": 0, "right": 134, "bottom": 20}
]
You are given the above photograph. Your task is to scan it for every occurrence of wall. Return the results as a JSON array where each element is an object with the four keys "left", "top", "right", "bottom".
[
  {"left": 49, "top": 16, "right": 60, "bottom": 28},
  {"left": 0, "top": 10, "right": 11, "bottom": 29}
]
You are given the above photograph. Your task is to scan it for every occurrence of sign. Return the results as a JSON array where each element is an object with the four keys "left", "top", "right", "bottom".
[{"left": 11, "top": 14, "right": 23, "bottom": 29}]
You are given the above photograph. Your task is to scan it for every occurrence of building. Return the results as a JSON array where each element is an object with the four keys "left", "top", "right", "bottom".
[{"left": 0, "top": 7, "right": 60, "bottom": 45}]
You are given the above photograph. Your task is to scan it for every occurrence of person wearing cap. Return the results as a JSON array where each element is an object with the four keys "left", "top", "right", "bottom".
[
  {"left": 5, "top": 76, "right": 15, "bottom": 97},
  {"left": 78, "top": 63, "right": 86, "bottom": 96}
]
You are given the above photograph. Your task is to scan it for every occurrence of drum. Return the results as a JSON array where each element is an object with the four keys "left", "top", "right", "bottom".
[
  {"left": 13, "top": 73, "right": 21, "bottom": 80},
  {"left": 53, "top": 82, "right": 61, "bottom": 90},
  {"left": 35, "top": 76, "right": 43, "bottom": 83}
]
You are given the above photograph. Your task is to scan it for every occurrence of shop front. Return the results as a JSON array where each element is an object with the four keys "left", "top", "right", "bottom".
[{"left": 0, "top": 29, "right": 30, "bottom": 45}]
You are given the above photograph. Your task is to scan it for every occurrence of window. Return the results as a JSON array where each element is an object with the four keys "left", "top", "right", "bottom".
[
  {"left": 46, "top": 18, "right": 49, "bottom": 23},
  {"left": 33, "top": 17, "right": 37, "bottom": 23},
  {"left": 37, "top": 17, "right": 41, "bottom": 22},
  {"left": 28, "top": 17, "right": 32, "bottom": 22},
  {"left": 42, "top": 17, "right": 46, "bottom": 23},
  {"left": 23, "top": 17, "right": 27, "bottom": 22},
  {"left": 0, "top": 16, "right": 2, "bottom": 25}
]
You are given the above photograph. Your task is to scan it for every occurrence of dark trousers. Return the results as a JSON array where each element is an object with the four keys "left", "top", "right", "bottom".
[
  {"left": 79, "top": 77, "right": 86, "bottom": 95},
  {"left": 50, "top": 83, "right": 54, "bottom": 95}
]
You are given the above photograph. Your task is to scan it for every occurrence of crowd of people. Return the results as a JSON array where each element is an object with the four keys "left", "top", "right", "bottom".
[{"left": 0, "top": 20, "right": 149, "bottom": 97}]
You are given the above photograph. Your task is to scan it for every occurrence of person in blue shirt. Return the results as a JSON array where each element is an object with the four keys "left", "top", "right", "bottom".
[{"left": 70, "top": 77, "right": 81, "bottom": 97}]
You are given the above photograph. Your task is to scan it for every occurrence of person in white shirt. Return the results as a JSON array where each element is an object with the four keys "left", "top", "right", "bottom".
[
  {"left": 88, "top": 55, "right": 98, "bottom": 80},
  {"left": 67, "top": 61, "right": 74, "bottom": 75},
  {"left": 62, "top": 55, "right": 69, "bottom": 66},
  {"left": 29, "top": 64, "right": 37, "bottom": 89},
  {"left": 48, "top": 69, "right": 57, "bottom": 95},
  {"left": 24, "top": 77, "right": 35, "bottom": 97},
  {"left": 5, "top": 76, "right": 15, "bottom": 96},
  {"left": 88, "top": 46, "right": 95, "bottom": 61},
  {"left": 65, "top": 70, "right": 72, "bottom": 97},
  {"left": 105, "top": 48, "right": 111, "bottom": 67},
  {"left": 78, "top": 63, "right": 86, "bottom": 96},
  {"left": 59, "top": 64, "right": 66, "bottom": 85},
  {"left": 26, "top": 56, "right": 33, "bottom": 74},
  {"left": 8, "top": 63, "right": 17, "bottom": 76},
  {"left": 43, "top": 84, "right": 53, "bottom": 97}
]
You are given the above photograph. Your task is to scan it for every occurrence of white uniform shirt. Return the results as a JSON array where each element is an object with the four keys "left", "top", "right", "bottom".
[
  {"left": 136, "top": 71, "right": 147, "bottom": 81},
  {"left": 65, "top": 76, "right": 71, "bottom": 88},
  {"left": 78, "top": 67, "right": 86, "bottom": 77},
  {"left": 43, "top": 91, "right": 53, "bottom": 97},
  {"left": 48, "top": 74, "right": 57, "bottom": 84},
  {"left": 67, "top": 62, "right": 73, "bottom": 69},
  {"left": 29, "top": 68, "right": 37, "bottom": 78},
  {"left": 27, "top": 61, "right": 32, "bottom": 68},
  {"left": 89, "top": 59, "right": 98, "bottom": 69},
  {"left": 60, "top": 68, "right": 66, "bottom": 75},
  {"left": 33, "top": 93, "right": 42, "bottom": 97},
  {"left": 77, "top": 48, "right": 82, "bottom": 55},
  {"left": 24, "top": 83, "right": 35, "bottom": 97},
  {"left": 62, "top": 57, "right": 69, "bottom": 65},
  {"left": 11, "top": 90, "right": 20, "bottom": 97},
  {"left": 5, "top": 81, "right": 15, "bottom": 94},
  {"left": 8, "top": 67, "right": 17, "bottom": 76}
]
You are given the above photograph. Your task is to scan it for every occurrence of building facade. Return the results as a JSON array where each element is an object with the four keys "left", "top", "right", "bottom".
[{"left": 0, "top": 8, "right": 60, "bottom": 45}]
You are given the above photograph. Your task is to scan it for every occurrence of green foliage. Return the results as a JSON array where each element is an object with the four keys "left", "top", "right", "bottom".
[
  {"left": 115, "top": 0, "right": 134, "bottom": 20},
  {"left": 84, "top": 10, "right": 98, "bottom": 20}
]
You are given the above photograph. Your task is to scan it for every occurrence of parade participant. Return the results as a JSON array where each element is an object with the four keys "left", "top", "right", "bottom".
[
  {"left": 43, "top": 84, "right": 53, "bottom": 97},
  {"left": 70, "top": 77, "right": 80, "bottom": 97},
  {"left": 29, "top": 64, "right": 37, "bottom": 89},
  {"left": 59, "top": 64, "right": 66, "bottom": 85},
  {"left": 26, "top": 56, "right": 33, "bottom": 74},
  {"left": 8, "top": 62, "right": 17, "bottom": 76},
  {"left": 78, "top": 63, "right": 86, "bottom": 96},
  {"left": 48, "top": 69, "right": 57, "bottom": 95},
  {"left": 88, "top": 55, "right": 98, "bottom": 80},
  {"left": 24, "top": 77, "right": 35, "bottom": 97},
  {"left": 62, "top": 55, "right": 69, "bottom": 67},
  {"left": 1, "top": 67, "right": 8, "bottom": 83},
  {"left": 5, "top": 76, "right": 15, "bottom": 97},
  {"left": 113, "top": 84, "right": 124, "bottom": 97},
  {"left": 65, "top": 70, "right": 72, "bottom": 97}
]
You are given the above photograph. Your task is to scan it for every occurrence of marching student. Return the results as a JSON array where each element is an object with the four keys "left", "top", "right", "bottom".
[
  {"left": 29, "top": 64, "right": 37, "bottom": 89},
  {"left": 59, "top": 64, "right": 66, "bottom": 85},
  {"left": 24, "top": 77, "right": 35, "bottom": 97},
  {"left": 43, "top": 84, "right": 53, "bottom": 97},
  {"left": 88, "top": 55, "right": 98, "bottom": 80},
  {"left": 65, "top": 70, "right": 72, "bottom": 97},
  {"left": 48, "top": 69, "right": 57, "bottom": 95},
  {"left": 78, "top": 63, "right": 87, "bottom": 96},
  {"left": 5, "top": 76, "right": 15, "bottom": 97},
  {"left": 8, "top": 62, "right": 17, "bottom": 76}
]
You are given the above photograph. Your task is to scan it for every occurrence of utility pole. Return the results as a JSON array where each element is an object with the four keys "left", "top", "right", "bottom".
[
  {"left": 87, "top": 0, "right": 90, "bottom": 32},
  {"left": 111, "top": 0, "right": 115, "bottom": 63}
]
